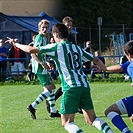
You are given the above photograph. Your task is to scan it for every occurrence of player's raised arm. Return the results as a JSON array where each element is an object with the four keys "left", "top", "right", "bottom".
[{"left": 6, "top": 37, "right": 40, "bottom": 54}]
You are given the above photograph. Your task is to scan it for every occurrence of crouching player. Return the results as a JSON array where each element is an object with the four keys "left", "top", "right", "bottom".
[{"left": 99, "top": 40, "right": 133, "bottom": 133}]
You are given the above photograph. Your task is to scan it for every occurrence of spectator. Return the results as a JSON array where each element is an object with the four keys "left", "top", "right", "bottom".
[
  {"left": 120, "top": 54, "right": 130, "bottom": 80},
  {"left": 8, "top": 38, "right": 26, "bottom": 76},
  {"left": 27, "top": 62, "right": 35, "bottom": 81},
  {"left": 82, "top": 41, "right": 92, "bottom": 74},
  {"left": 0, "top": 39, "right": 8, "bottom": 80},
  {"left": 46, "top": 37, "right": 59, "bottom": 80},
  {"left": 27, "top": 35, "right": 36, "bottom": 81},
  {"left": 62, "top": 16, "right": 76, "bottom": 44},
  {"left": 84, "top": 41, "right": 92, "bottom": 53}
]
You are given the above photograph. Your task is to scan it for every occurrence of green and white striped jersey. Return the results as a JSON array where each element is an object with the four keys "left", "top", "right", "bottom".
[
  {"left": 39, "top": 40, "right": 94, "bottom": 90},
  {"left": 31, "top": 34, "right": 48, "bottom": 75}
]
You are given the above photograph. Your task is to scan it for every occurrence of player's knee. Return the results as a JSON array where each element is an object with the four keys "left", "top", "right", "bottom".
[
  {"left": 87, "top": 120, "right": 93, "bottom": 125},
  {"left": 85, "top": 118, "right": 94, "bottom": 125},
  {"left": 61, "top": 121, "right": 66, "bottom": 127},
  {"left": 104, "top": 108, "right": 109, "bottom": 116},
  {"left": 53, "top": 84, "right": 56, "bottom": 89},
  {"left": 51, "top": 82, "right": 56, "bottom": 90}
]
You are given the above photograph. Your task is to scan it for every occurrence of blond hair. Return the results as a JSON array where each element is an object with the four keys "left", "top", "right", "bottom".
[
  {"left": 62, "top": 16, "right": 72, "bottom": 24},
  {"left": 38, "top": 19, "right": 50, "bottom": 29}
]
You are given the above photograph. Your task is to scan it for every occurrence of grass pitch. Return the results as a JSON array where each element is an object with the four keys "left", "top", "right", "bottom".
[{"left": 1, "top": 83, "right": 133, "bottom": 133}]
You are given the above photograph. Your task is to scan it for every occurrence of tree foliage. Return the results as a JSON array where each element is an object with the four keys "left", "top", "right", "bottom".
[
  {"left": 62, "top": 0, "right": 132, "bottom": 27},
  {"left": 62, "top": 0, "right": 132, "bottom": 50}
]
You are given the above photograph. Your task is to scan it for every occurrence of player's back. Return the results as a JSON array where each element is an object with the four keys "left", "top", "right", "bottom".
[{"left": 54, "top": 41, "right": 91, "bottom": 89}]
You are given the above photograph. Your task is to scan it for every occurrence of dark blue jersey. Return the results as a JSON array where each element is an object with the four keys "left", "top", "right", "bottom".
[
  {"left": 120, "top": 61, "right": 130, "bottom": 74},
  {"left": 121, "top": 60, "right": 133, "bottom": 82}
]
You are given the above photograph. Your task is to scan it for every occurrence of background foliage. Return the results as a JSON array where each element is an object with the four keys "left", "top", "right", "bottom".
[{"left": 61, "top": 0, "right": 133, "bottom": 51}]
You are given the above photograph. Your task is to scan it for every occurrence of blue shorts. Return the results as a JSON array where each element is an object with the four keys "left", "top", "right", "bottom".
[{"left": 122, "top": 95, "right": 133, "bottom": 117}]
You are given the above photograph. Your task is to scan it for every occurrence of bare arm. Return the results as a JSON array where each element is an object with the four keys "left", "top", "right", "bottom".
[
  {"left": 6, "top": 37, "right": 40, "bottom": 54},
  {"left": 0, "top": 53, "right": 7, "bottom": 57},
  {"left": 92, "top": 57, "right": 123, "bottom": 73},
  {"left": 31, "top": 54, "right": 49, "bottom": 70},
  {"left": 31, "top": 54, "right": 43, "bottom": 64},
  {"left": 93, "top": 57, "right": 105, "bottom": 68},
  {"left": 106, "top": 65, "right": 123, "bottom": 73}
]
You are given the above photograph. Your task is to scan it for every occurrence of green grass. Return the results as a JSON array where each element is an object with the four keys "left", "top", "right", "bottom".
[{"left": 1, "top": 83, "right": 133, "bottom": 133}]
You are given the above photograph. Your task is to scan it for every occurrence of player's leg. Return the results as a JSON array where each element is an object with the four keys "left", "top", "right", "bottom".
[
  {"left": 60, "top": 87, "right": 84, "bottom": 132},
  {"left": 54, "top": 87, "right": 83, "bottom": 114},
  {"left": 105, "top": 96, "right": 132, "bottom": 133},
  {"left": 27, "top": 74, "right": 55, "bottom": 119},
  {"left": 46, "top": 84, "right": 61, "bottom": 117},
  {"left": 81, "top": 87, "right": 113, "bottom": 133},
  {"left": 62, "top": 114, "right": 83, "bottom": 133},
  {"left": 27, "top": 87, "right": 50, "bottom": 119},
  {"left": 82, "top": 109, "right": 114, "bottom": 133},
  {"left": 46, "top": 86, "right": 63, "bottom": 114},
  {"left": 55, "top": 87, "right": 63, "bottom": 101}
]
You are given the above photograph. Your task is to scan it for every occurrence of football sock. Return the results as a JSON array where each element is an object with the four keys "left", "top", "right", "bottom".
[
  {"left": 47, "top": 89, "right": 57, "bottom": 113},
  {"left": 55, "top": 87, "right": 63, "bottom": 101},
  {"left": 65, "top": 122, "right": 84, "bottom": 133},
  {"left": 31, "top": 89, "right": 50, "bottom": 109},
  {"left": 107, "top": 112, "right": 131, "bottom": 133},
  {"left": 92, "top": 117, "right": 114, "bottom": 133}
]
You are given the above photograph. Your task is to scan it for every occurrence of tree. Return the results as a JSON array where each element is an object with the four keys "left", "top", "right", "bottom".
[{"left": 62, "top": 0, "right": 132, "bottom": 51}]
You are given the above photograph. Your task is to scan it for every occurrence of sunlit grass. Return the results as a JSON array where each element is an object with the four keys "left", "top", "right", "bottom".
[{"left": 1, "top": 83, "right": 133, "bottom": 133}]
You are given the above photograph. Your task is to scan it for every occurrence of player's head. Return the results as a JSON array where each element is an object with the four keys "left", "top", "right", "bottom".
[
  {"left": 62, "top": 16, "right": 73, "bottom": 34},
  {"left": 38, "top": 19, "right": 50, "bottom": 36},
  {"left": 51, "top": 23, "right": 68, "bottom": 42},
  {"left": 86, "top": 41, "right": 91, "bottom": 47},
  {"left": 124, "top": 40, "right": 133, "bottom": 61}
]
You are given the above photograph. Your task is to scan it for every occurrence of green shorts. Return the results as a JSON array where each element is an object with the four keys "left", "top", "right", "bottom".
[
  {"left": 60, "top": 87, "right": 94, "bottom": 114},
  {"left": 37, "top": 74, "right": 52, "bottom": 87}
]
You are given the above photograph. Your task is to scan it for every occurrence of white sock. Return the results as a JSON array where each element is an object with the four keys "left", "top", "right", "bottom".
[
  {"left": 32, "top": 89, "right": 50, "bottom": 108},
  {"left": 92, "top": 117, "right": 114, "bottom": 133},
  {"left": 65, "top": 122, "right": 84, "bottom": 133},
  {"left": 48, "top": 90, "right": 57, "bottom": 113}
]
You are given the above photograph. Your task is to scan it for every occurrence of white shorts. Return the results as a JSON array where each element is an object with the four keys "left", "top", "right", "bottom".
[
  {"left": 115, "top": 100, "right": 127, "bottom": 115},
  {"left": 115, "top": 95, "right": 133, "bottom": 117},
  {"left": 11, "top": 62, "right": 25, "bottom": 74}
]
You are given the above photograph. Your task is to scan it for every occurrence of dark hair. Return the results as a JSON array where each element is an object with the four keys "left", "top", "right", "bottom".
[
  {"left": 52, "top": 23, "right": 68, "bottom": 39},
  {"left": 124, "top": 40, "right": 133, "bottom": 55}
]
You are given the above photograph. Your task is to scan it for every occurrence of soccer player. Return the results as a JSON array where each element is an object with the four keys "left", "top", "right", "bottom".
[
  {"left": 46, "top": 16, "right": 80, "bottom": 114},
  {"left": 54, "top": 16, "right": 76, "bottom": 102},
  {"left": 22, "top": 19, "right": 60, "bottom": 119},
  {"left": 6, "top": 23, "right": 114, "bottom": 133},
  {"left": 95, "top": 40, "right": 133, "bottom": 133}
]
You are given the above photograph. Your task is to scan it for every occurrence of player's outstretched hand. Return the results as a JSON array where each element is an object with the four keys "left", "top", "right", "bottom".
[
  {"left": 91, "top": 65, "right": 99, "bottom": 71},
  {"left": 91, "top": 65, "right": 106, "bottom": 73},
  {"left": 5, "top": 37, "right": 15, "bottom": 45}
]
